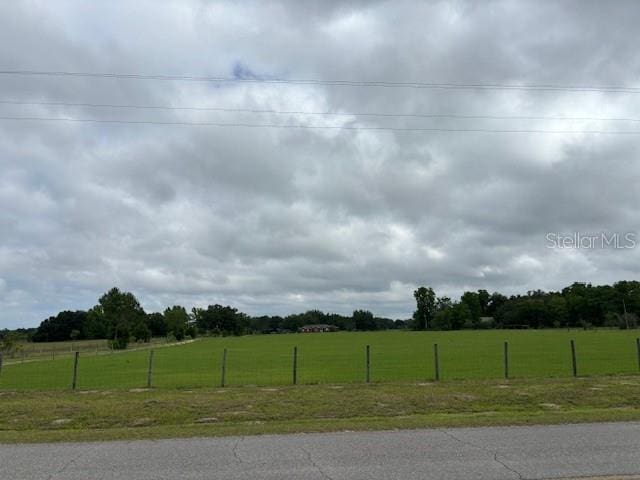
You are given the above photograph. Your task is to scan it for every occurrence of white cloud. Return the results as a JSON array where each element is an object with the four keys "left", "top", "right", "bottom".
[{"left": 1, "top": 0, "right": 640, "bottom": 328}]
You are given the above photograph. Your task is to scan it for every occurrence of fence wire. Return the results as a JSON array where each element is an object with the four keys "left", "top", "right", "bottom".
[{"left": 1, "top": 330, "right": 639, "bottom": 391}]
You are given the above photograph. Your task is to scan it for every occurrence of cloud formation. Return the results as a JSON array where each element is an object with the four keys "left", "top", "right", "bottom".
[{"left": 1, "top": 0, "right": 640, "bottom": 328}]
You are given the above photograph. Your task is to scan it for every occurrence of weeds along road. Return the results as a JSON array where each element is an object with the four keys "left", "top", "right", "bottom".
[{"left": 2, "top": 422, "right": 640, "bottom": 480}]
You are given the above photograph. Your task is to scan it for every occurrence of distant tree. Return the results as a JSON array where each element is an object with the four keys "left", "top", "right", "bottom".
[
  {"left": 460, "top": 291, "right": 482, "bottom": 327},
  {"left": 487, "top": 292, "right": 508, "bottom": 317},
  {"left": 477, "top": 289, "right": 490, "bottom": 316},
  {"left": 90, "top": 287, "right": 146, "bottom": 349},
  {"left": 373, "top": 317, "right": 396, "bottom": 330},
  {"left": 432, "top": 308, "right": 453, "bottom": 330},
  {"left": 413, "top": 287, "right": 436, "bottom": 330},
  {"left": 436, "top": 296, "right": 453, "bottom": 312},
  {"left": 192, "top": 304, "right": 247, "bottom": 336},
  {"left": 33, "top": 311, "right": 88, "bottom": 342},
  {"left": 145, "top": 312, "right": 167, "bottom": 337},
  {"left": 353, "top": 310, "right": 376, "bottom": 331},
  {"left": 164, "top": 306, "right": 190, "bottom": 340},
  {"left": 84, "top": 307, "right": 109, "bottom": 339},
  {"left": 451, "top": 302, "right": 472, "bottom": 330},
  {"left": 132, "top": 321, "right": 151, "bottom": 342},
  {"left": 0, "top": 331, "right": 20, "bottom": 356},
  {"left": 394, "top": 319, "right": 407, "bottom": 329},
  {"left": 546, "top": 295, "right": 569, "bottom": 327}
]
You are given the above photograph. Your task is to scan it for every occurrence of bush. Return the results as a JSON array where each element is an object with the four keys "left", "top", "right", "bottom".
[{"left": 110, "top": 336, "right": 129, "bottom": 350}]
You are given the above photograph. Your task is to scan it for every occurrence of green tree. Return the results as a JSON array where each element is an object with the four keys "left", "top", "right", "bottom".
[
  {"left": 145, "top": 312, "right": 167, "bottom": 337},
  {"left": 164, "top": 306, "right": 190, "bottom": 340},
  {"left": 132, "top": 321, "right": 151, "bottom": 342},
  {"left": 460, "top": 291, "right": 482, "bottom": 328},
  {"left": 0, "top": 332, "right": 20, "bottom": 356},
  {"left": 477, "top": 289, "right": 490, "bottom": 316},
  {"left": 451, "top": 302, "right": 472, "bottom": 330},
  {"left": 432, "top": 308, "right": 453, "bottom": 330},
  {"left": 192, "top": 305, "right": 247, "bottom": 336},
  {"left": 90, "top": 287, "right": 146, "bottom": 349},
  {"left": 32, "top": 311, "right": 88, "bottom": 342},
  {"left": 353, "top": 310, "right": 376, "bottom": 331},
  {"left": 413, "top": 286, "right": 436, "bottom": 330}
]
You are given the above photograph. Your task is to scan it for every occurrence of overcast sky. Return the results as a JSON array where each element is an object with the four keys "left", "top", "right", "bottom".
[{"left": 1, "top": 0, "right": 640, "bottom": 328}]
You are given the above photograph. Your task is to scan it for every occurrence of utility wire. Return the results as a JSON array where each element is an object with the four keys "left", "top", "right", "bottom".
[
  {"left": 1, "top": 69, "right": 640, "bottom": 93},
  {"left": 1, "top": 99, "right": 639, "bottom": 123},
  {"left": 2, "top": 115, "right": 640, "bottom": 134}
]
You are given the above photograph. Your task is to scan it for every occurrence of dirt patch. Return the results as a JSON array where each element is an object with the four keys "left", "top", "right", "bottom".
[
  {"left": 539, "top": 402, "right": 561, "bottom": 410},
  {"left": 131, "top": 417, "right": 153, "bottom": 427},
  {"left": 51, "top": 419, "right": 72, "bottom": 426},
  {"left": 194, "top": 417, "right": 219, "bottom": 424}
]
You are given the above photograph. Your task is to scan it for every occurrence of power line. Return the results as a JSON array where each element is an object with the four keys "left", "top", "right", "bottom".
[
  {"left": 1, "top": 99, "right": 639, "bottom": 123},
  {"left": 2, "top": 115, "right": 640, "bottom": 134},
  {"left": 1, "top": 69, "right": 640, "bottom": 93}
]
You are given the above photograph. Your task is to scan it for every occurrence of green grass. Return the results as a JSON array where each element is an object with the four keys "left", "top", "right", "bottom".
[
  {"left": 7, "top": 337, "right": 170, "bottom": 363},
  {"left": 1, "top": 330, "right": 639, "bottom": 390},
  {"left": 1, "top": 376, "right": 640, "bottom": 443}
]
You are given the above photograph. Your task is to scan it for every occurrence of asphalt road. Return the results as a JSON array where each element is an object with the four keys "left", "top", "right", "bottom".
[{"left": 2, "top": 422, "right": 640, "bottom": 479}]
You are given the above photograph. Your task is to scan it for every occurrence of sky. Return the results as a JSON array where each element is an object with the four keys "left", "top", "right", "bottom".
[{"left": 1, "top": 0, "right": 640, "bottom": 329}]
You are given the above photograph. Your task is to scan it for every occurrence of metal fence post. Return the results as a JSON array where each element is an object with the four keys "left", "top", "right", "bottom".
[
  {"left": 71, "top": 351, "right": 79, "bottom": 390},
  {"left": 0, "top": 352, "right": 3, "bottom": 378},
  {"left": 220, "top": 348, "right": 228, "bottom": 388},
  {"left": 636, "top": 338, "right": 640, "bottom": 372},
  {"left": 292, "top": 346, "right": 298, "bottom": 385},
  {"left": 570, "top": 339, "right": 577, "bottom": 377},
  {"left": 147, "top": 349, "right": 155, "bottom": 388},
  {"left": 433, "top": 343, "right": 440, "bottom": 381},
  {"left": 504, "top": 341, "right": 509, "bottom": 379},
  {"left": 365, "top": 345, "right": 371, "bottom": 383}
]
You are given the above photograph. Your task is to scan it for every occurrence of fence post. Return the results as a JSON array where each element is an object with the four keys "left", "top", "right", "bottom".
[
  {"left": 433, "top": 343, "right": 440, "bottom": 381},
  {"left": 0, "top": 352, "right": 3, "bottom": 378},
  {"left": 292, "top": 346, "right": 298, "bottom": 385},
  {"left": 220, "top": 348, "right": 228, "bottom": 388},
  {"left": 636, "top": 338, "right": 640, "bottom": 372},
  {"left": 147, "top": 349, "right": 155, "bottom": 388},
  {"left": 570, "top": 339, "right": 577, "bottom": 377},
  {"left": 71, "top": 351, "right": 79, "bottom": 390},
  {"left": 503, "top": 341, "right": 509, "bottom": 379},
  {"left": 365, "top": 345, "right": 371, "bottom": 383}
]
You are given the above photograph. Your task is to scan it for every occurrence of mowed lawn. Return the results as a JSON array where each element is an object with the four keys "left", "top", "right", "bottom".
[{"left": 1, "top": 329, "right": 639, "bottom": 390}]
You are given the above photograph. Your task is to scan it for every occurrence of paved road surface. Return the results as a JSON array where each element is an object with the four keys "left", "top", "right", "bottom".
[{"left": 2, "top": 422, "right": 640, "bottom": 479}]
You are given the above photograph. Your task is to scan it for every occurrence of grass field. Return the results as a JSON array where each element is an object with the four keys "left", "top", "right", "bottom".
[
  {"left": 1, "top": 329, "right": 639, "bottom": 390},
  {"left": 2, "top": 376, "right": 640, "bottom": 443}
]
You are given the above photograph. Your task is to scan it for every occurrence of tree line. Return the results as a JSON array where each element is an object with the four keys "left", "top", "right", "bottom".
[
  {"left": 2, "top": 280, "right": 638, "bottom": 349},
  {"left": 412, "top": 280, "right": 640, "bottom": 330},
  {"left": 18, "top": 288, "right": 401, "bottom": 348}
]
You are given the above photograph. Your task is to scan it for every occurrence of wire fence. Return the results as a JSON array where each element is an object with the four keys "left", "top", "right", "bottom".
[
  {"left": 1, "top": 333, "right": 639, "bottom": 391},
  {"left": 3, "top": 337, "right": 174, "bottom": 364}
]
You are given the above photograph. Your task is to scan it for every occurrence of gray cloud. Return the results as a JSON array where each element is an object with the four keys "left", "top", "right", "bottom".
[{"left": 2, "top": 0, "right": 640, "bottom": 328}]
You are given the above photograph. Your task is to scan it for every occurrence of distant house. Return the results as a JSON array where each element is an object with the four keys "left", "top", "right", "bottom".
[{"left": 299, "top": 324, "right": 339, "bottom": 333}]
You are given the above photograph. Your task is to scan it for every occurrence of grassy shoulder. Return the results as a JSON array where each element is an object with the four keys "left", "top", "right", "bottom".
[{"left": 1, "top": 375, "right": 640, "bottom": 444}]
